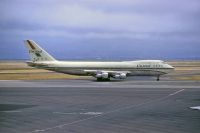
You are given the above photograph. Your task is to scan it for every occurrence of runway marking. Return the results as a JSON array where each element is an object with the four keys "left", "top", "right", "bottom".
[
  {"left": 28, "top": 89, "right": 185, "bottom": 133},
  {"left": 53, "top": 112, "right": 77, "bottom": 115},
  {"left": 169, "top": 89, "right": 185, "bottom": 96},
  {"left": 190, "top": 106, "right": 200, "bottom": 111},
  {"left": 80, "top": 112, "right": 103, "bottom": 115},
  {"left": 53, "top": 112, "right": 103, "bottom": 115}
]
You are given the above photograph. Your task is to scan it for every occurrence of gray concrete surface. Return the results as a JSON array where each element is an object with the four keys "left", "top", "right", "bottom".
[{"left": 0, "top": 79, "right": 200, "bottom": 133}]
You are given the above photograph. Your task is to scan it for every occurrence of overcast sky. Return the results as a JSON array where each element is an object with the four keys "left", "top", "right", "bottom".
[{"left": 0, "top": 0, "right": 200, "bottom": 60}]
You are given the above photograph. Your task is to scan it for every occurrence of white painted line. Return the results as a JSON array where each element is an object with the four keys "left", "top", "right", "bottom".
[
  {"left": 28, "top": 99, "right": 166, "bottom": 133},
  {"left": 190, "top": 106, "right": 200, "bottom": 110},
  {"left": 29, "top": 115, "right": 102, "bottom": 133},
  {"left": 169, "top": 89, "right": 185, "bottom": 96},
  {"left": 28, "top": 89, "right": 185, "bottom": 133},
  {"left": 80, "top": 112, "right": 103, "bottom": 115},
  {"left": 32, "top": 129, "right": 45, "bottom": 132},
  {"left": 53, "top": 112, "right": 103, "bottom": 115},
  {"left": 53, "top": 112, "right": 77, "bottom": 115}
]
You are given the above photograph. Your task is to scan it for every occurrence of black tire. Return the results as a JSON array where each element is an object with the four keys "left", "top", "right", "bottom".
[
  {"left": 97, "top": 78, "right": 102, "bottom": 81},
  {"left": 97, "top": 78, "right": 110, "bottom": 81},
  {"left": 156, "top": 76, "right": 160, "bottom": 81}
]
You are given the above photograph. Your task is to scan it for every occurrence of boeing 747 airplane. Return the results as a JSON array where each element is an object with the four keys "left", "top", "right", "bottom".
[{"left": 24, "top": 40, "right": 174, "bottom": 81}]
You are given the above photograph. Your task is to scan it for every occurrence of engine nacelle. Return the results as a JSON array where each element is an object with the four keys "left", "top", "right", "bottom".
[
  {"left": 119, "top": 73, "right": 127, "bottom": 79},
  {"left": 113, "top": 73, "right": 127, "bottom": 79},
  {"left": 95, "top": 72, "right": 109, "bottom": 79}
]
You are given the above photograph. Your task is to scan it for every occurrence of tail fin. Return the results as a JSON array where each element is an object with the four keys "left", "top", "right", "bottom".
[{"left": 24, "top": 40, "right": 56, "bottom": 62}]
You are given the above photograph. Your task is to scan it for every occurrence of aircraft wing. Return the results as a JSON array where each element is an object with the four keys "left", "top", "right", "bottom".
[{"left": 84, "top": 70, "right": 131, "bottom": 79}]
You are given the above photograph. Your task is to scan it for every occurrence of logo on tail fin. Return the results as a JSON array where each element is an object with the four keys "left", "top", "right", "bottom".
[
  {"left": 25, "top": 40, "right": 56, "bottom": 62},
  {"left": 27, "top": 40, "right": 36, "bottom": 50},
  {"left": 27, "top": 40, "right": 42, "bottom": 57}
]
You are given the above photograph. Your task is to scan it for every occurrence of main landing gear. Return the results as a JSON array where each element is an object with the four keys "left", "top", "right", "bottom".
[
  {"left": 156, "top": 75, "right": 160, "bottom": 81},
  {"left": 97, "top": 78, "right": 110, "bottom": 81}
]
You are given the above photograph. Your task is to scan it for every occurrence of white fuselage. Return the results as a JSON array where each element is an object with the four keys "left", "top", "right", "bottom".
[
  {"left": 27, "top": 60, "right": 174, "bottom": 77},
  {"left": 24, "top": 40, "right": 174, "bottom": 81}
]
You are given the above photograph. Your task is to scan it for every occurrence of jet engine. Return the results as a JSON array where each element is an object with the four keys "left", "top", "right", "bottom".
[
  {"left": 95, "top": 72, "right": 109, "bottom": 79},
  {"left": 113, "top": 73, "right": 127, "bottom": 79}
]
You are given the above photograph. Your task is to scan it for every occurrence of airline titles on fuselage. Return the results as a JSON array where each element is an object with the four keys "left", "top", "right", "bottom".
[{"left": 137, "top": 64, "right": 163, "bottom": 68}]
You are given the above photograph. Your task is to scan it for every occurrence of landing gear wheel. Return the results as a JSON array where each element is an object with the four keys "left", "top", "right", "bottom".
[
  {"left": 157, "top": 76, "right": 160, "bottom": 81},
  {"left": 97, "top": 78, "right": 110, "bottom": 81},
  {"left": 97, "top": 78, "right": 102, "bottom": 81}
]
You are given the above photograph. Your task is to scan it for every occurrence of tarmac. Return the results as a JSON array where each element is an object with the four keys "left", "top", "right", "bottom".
[{"left": 0, "top": 79, "right": 200, "bottom": 133}]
